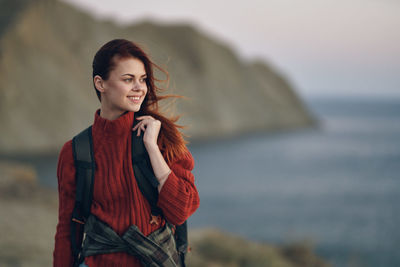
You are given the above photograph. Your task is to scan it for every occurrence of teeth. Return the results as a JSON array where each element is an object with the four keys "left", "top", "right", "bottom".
[{"left": 128, "top": 96, "right": 140, "bottom": 100}]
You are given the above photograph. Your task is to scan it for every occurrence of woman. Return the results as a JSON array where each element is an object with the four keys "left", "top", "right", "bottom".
[{"left": 53, "top": 39, "right": 200, "bottom": 267}]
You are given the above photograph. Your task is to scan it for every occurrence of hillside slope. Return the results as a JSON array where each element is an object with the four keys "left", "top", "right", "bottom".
[{"left": 0, "top": 0, "right": 315, "bottom": 154}]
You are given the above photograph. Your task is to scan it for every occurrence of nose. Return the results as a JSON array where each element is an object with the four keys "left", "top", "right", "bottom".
[{"left": 132, "top": 80, "right": 142, "bottom": 91}]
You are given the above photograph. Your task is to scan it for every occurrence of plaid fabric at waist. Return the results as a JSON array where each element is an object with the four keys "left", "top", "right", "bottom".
[{"left": 81, "top": 214, "right": 181, "bottom": 267}]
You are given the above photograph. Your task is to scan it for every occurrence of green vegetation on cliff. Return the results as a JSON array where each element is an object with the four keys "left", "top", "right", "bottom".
[{"left": 187, "top": 229, "right": 330, "bottom": 267}]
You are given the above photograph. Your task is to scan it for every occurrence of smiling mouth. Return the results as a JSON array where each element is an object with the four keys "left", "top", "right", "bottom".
[{"left": 127, "top": 96, "right": 142, "bottom": 103}]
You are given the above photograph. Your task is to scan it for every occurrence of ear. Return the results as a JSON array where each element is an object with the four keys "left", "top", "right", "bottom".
[{"left": 94, "top": 75, "right": 106, "bottom": 93}]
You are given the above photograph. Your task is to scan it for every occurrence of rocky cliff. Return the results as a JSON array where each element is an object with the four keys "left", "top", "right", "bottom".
[{"left": 0, "top": 0, "right": 316, "bottom": 154}]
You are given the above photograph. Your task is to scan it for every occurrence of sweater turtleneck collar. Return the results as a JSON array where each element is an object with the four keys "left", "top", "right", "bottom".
[{"left": 92, "top": 109, "right": 135, "bottom": 138}]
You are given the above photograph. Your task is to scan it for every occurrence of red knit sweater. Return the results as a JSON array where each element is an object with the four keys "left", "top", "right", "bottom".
[{"left": 53, "top": 109, "right": 200, "bottom": 267}]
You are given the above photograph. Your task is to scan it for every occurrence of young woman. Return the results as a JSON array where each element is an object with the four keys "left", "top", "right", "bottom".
[{"left": 53, "top": 39, "right": 200, "bottom": 267}]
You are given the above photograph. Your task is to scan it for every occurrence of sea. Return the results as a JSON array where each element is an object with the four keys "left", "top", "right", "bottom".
[{"left": 13, "top": 97, "right": 400, "bottom": 267}]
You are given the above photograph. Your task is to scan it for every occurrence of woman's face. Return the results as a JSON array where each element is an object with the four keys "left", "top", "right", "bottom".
[{"left": 95, "top": 56, "right": 148, "bottom": 119}]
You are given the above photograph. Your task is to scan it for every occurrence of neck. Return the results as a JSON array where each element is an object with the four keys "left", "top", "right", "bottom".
[{"left": 99, "top": 105, "right": 125, "bottom": 121}]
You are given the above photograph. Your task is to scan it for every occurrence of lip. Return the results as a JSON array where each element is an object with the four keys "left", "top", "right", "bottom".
[{"left": 127, "top": 95, "right": 142, "bottom": 104}]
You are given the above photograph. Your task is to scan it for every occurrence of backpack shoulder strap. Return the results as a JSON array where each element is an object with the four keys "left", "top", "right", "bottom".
[
  {"left": 131, "top": 119, "right": 189, "bottom": 266},
  {"left": 72, "top": 126, "right": 95, "bottom": 221},
  {"left": 131, "top": 121, "right": 162, "bottom": 216},
  {"left": 71, "top": 126, "right": 95, "bottom": 266}
]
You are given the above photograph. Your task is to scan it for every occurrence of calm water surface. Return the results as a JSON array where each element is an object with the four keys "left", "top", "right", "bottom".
[{"left": 188, "top": 98, "right": 400, "bottom": 267}]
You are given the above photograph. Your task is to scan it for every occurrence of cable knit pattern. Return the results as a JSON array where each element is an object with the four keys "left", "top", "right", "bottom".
[{"left": 53, "top": 109, "right": 200, "bottom": 267}]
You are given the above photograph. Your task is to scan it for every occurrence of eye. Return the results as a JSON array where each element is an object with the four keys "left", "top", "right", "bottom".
[
  {"left": 124, "top": 78, "right": 133, "bottom": 83},
  {"left": 140, "top": 77, "right": 147, "bottom": 83}
]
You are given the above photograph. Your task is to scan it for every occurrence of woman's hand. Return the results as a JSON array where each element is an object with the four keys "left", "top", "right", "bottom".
[
  {"left": 132, "top": 115, "right": 161, "bottom": 148},
  {"left": 132, "top": 115, "right": 171, "bottom": 191}
]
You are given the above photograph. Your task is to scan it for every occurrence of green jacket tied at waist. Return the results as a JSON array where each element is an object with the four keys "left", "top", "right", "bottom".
[{"left": 81, "top": 214, "right": 181, "bottom": 267}]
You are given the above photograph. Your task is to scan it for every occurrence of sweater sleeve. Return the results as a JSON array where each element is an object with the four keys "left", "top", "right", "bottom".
[
  {"left": 157, "top": 149, "right": 200, "bottom": 225},
  {"left": 53, "top": 140, "right": 76, "bottom": 267}
]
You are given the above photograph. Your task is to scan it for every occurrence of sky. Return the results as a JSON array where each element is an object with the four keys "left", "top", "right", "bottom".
[{"left": 62, "top": 0, "right": 400, "bottom": 99}]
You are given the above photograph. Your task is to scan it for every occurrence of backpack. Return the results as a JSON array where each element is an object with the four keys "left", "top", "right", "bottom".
[{"left": 70, "top": 119, "right": 188, "bottom": 267}]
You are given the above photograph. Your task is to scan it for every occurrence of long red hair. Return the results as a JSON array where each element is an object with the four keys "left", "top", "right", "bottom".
[{"left": 92, "top": 39, "right": 190, "bottom": 164}]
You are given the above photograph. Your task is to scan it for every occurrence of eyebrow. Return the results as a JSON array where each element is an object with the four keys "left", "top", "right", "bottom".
[{"left": 121, "top": 73, "right": 147, "bottom": 77}]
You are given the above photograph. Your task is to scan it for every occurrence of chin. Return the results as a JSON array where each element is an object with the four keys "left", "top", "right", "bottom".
[{"left": 126, "top": 104, "right": 141, "bottom": 113}]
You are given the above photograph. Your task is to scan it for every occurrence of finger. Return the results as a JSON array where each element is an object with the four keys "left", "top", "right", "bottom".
[
  {"left": 132, "top": 122, "right": 141, "bottom": 131},
  {"left": 137, "top": 115, "right": 154, "bottom": 120}
]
